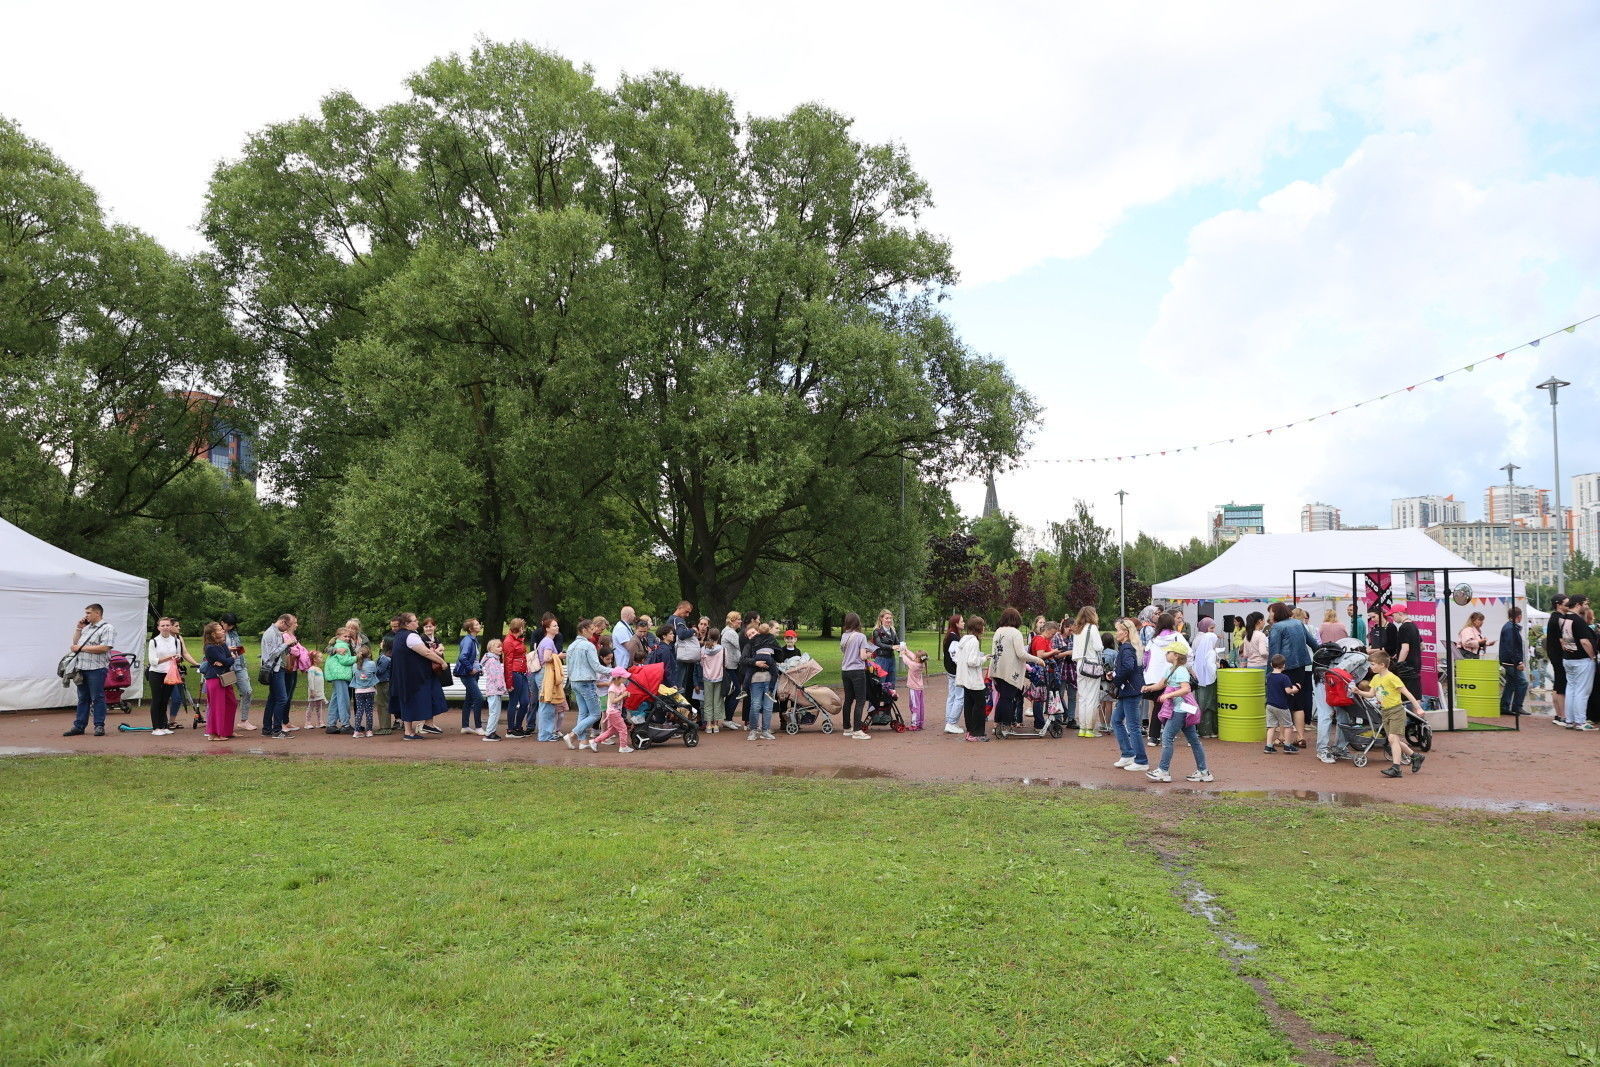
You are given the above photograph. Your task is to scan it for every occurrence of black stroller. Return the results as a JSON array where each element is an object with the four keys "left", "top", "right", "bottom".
[
  {"left": 864, "top": 661, "right": 907, "bottom": 732},
  {"left": 623, "top": 663, "right": 700, "bottom": 749}
]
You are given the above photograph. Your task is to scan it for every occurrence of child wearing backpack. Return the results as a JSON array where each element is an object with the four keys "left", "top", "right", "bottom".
[{"left": 350, "top": 646, "right": 379, "bottom": 738}]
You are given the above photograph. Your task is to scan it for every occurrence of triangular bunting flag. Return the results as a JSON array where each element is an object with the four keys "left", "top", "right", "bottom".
[
  {"left": 1495, "top": 353, "right": 1505, "bottom": 359},
  {"left": 1530, "top": 339, "right": 1541, "bottom": 347},
  {"left": 1566, "top": 325, "right": 1576, "bottom": 333}
]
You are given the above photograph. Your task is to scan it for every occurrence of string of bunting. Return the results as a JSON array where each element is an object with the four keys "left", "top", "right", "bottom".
[{"left": 1030, "top": 313, "right": 1599, "bottom": 465}]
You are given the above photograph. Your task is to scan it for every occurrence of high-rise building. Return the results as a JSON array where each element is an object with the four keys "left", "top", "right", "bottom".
[
  {"left": 1391, "top": 495, "right": 1462, "bottom": 529},
  {"left": 1300, "top": 503, "right": 1341, "bottom": 532},
  {"left": 1484, "top": 484, "right": 1549, "bottom": 525},
  {"left": 172, "top": 389, "right": 256, "bottom": 485},
  {"left": 1210, "top": 503, "right": 1264, "bottom": 545},
  {"left": 1424, "top": 522, "right": 1563, "bottom": 587},
  {"left": 1572, "top": 473, "right": 1600, "bottom": 510}
]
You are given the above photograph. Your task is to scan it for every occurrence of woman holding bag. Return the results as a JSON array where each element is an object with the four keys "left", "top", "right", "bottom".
[
  {"left": 144, "top": 617, "right": 189, "bottom": 736},
  {"left": 200, "top": 621, "right": 239, "bottom": 740},
  {"left": 1456, "top": 612, "right": 1492, "bottom": 659},
  {"left": 1071, "top": 606, "right": 1105, "bottom": 738}
]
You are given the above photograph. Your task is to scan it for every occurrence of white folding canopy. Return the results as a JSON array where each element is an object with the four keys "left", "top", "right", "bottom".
[
  {"left": 0, "top": 518, "right": 148, "bottom": 711},
  {"left": 1152, "top": 529, "right": 1527, "bottom": 603}
]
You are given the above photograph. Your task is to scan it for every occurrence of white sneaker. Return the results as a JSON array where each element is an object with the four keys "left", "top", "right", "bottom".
[
  {"left": 562, "top": 733, "right": 576, "bottom": 749},
  {"left": 943, "top": 724, "right": 964, "bottom": 735},
  {"left": 1113, "top": 756, "right": 1132, "bottom": 768},
  {"left": 1185, "top": 770, "right": 1214, "bottom": 783},
  {"left": 460, "top": 727, "right": 474, "bottom": 734},
  {"left": 853, "top": 730, "right": 872, "bottom": 739},
  {"left": 1146, "top": 768, "right": 1172, "bottom": 782},
  {"left": 152, "top": 729, "right": 172, "bottom": 736},
  {"left": 760, "top": 730, "right": 776, "bottom": 740},
  {"left": 1125, "top": 762, "right": 1149, "bottom": 772},
  {"left": 748, "top": 731, "right": 758, "bottom": 740},
  {"left": 1318, "top": 754, "right": 1336, "bottom": 764},
  {"left": 618, "top": 746, "right": 634, "bottom": 753}
]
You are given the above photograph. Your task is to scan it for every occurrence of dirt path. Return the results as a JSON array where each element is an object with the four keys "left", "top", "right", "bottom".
[{"left": 6, "top": 677, "right": 1593, "bottom": 813}]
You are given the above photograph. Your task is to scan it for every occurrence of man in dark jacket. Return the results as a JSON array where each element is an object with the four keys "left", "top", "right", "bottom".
[{"left": 1498, "top": 606, "right": 1527, "bottom": 716}]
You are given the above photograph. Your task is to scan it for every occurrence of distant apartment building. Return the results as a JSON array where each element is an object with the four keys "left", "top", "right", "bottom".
[
  {"left": 1211, "top": 503, "right": 1265, "bottom": 545},
  {"left": 1483, "top": 483, "right": 1549, "bottom": 525},
  {"left": 172, "top": 389, "right": 256, "bottom": 485},
  {"left": 1300, "top": 502, "right": 1341, "bottom": 532},
  {"left": 1424, "top": 522, "right": 1562, "bottom": 588},
  {"left": 1391, "top": 495, "right": 1463, "bottom": 529},
  {"left": 1572, "top": 474, "right": 1600, "bottom": 561}
]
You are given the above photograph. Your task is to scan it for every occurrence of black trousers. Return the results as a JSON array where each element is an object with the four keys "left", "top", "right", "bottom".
[
  {"left": 963, "top": 686, "right": 988, "bottom": 737},
  {"left": 994, "top": 679, "right": 1024, "bottom": 726},
  {"left": 842, "top": 671, "right": 871, "bottom": 731},
  {"left": 146, "top": 670, "right": 173, "bottom": 729}
]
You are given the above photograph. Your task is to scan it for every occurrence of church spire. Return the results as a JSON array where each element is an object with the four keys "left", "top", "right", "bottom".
[{"left": 982, "top": 470, "right": 999, "bottom": 519}]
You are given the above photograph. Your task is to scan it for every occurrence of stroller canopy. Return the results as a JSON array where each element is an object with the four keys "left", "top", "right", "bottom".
[{"left": 625, "top": 662, "right": 667, "bottom": 711}]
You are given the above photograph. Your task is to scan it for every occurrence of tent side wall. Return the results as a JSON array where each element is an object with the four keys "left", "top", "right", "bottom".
[{"left": 1, "top": 588, "right": 148, "bottom": 712}]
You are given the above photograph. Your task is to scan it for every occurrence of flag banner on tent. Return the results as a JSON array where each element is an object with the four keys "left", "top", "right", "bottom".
[{"left": 1028, "top": 313, "right": 1598, "bottom": 465}]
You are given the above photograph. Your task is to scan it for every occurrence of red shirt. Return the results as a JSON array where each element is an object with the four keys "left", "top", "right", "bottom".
[{"left": 1029, "top": 634, "right": 1052, "bottom": 657}]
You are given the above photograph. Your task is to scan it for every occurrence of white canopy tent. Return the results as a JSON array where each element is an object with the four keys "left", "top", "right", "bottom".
[
  {"left": 0, "top": 518, "right": 148, "bottom": 711},
  {"left": 1151, "top": 529, "right": 1527, "bottom": 604}
]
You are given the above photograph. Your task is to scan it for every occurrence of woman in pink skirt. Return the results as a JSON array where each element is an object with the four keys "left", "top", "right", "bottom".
[{"left": 201, "top": 621, "right": 239, "bottom": 740}]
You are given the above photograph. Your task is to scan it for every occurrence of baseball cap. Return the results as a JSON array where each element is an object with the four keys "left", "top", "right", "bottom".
[{"left": 783, "top": 629, "right": 797, "bottom": 639}]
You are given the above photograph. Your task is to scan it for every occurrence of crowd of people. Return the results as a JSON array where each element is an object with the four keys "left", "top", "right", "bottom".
[{"left": 55, "top": 591, "right": 1584, "bottom": 778}]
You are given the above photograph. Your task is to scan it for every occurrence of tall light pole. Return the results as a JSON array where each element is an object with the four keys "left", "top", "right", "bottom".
[
  {"left": 1500, "top": 462, "right": 1520, "bottom": 598},
  {"left": 1115, "top": 489, "right": 1128, "bottom": 619},
  {"left": 1537, "top": 377, "right": 1571, "bottom": 594}
]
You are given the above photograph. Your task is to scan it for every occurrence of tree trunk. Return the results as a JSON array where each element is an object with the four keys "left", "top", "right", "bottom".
[{"left": 818, "top": 601, "right": 835, "bottom": 638}]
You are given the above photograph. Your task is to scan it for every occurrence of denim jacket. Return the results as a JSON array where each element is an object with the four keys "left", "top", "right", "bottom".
[
  {"left": 455, "top": 634, "right": 479, "bottom": 678},
  {"left": 1267, "top": 620, "right": 1317, "bottom": 670},
  {"left": 352, "top": 660, "right": 380, "bottom": 691}
]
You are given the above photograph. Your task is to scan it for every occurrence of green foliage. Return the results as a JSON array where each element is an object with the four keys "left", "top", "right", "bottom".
[
  {"left": 971, "top": 510, "right": 1021, "bottom": 565},
  {"left": 204, "top": 41, "right": 1038, "bottom": 627}
]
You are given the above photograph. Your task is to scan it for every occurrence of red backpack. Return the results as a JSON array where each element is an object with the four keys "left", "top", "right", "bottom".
[{"left": 1324, "top": 667, "right": 1356, "bottom": 707}]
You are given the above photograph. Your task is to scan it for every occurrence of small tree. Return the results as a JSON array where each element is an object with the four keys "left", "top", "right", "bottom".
[
  {"left": 1002, "top": 558, "right": 1047, "bottom": 622},
  {"left": 1065, "top": 564, "right": 1100, "bottom": 619}
]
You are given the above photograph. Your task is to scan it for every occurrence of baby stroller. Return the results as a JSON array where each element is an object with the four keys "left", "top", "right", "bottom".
[
  {"left": 775, "top": 656, "right": 839, "bottom": 734},
  {"left": 623, "top": 662, "right": 700, "bottom": 749},
  {"left": 104, "top": 651, "right": 138, "bottom": 714},
  {"left": 864, "top": 661, "right": 907, "bottom": 732},
  {"left": 1318, "top": 640, "right": 1432, "bottom": 765},
  {"left": 996, "top": 663, "right": 1066, "bottom": 739}
]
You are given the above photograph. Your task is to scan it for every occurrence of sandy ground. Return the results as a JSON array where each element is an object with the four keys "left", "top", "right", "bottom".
[{"left": 6, "top": 677, "right": 1593, "bottom": 814}]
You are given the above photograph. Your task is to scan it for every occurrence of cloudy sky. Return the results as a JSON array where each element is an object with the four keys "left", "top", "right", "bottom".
[{"left": 7, "top": 1, "right": 1599, "bottom": 544}]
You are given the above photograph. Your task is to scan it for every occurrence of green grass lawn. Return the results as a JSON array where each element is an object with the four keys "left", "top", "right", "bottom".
[{"left": 2, "top": 758, "right": 1596, "bottom": 1065}]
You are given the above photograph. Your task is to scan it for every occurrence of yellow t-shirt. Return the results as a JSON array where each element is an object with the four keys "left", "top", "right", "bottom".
[{"left": 1369, "top": 669, "right": 1404, "bottom": 710}]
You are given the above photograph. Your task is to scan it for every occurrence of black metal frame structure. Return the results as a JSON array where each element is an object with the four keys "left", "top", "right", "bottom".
[{"left": 1291, "top": 564, "right": 1522, "bottom": 732}]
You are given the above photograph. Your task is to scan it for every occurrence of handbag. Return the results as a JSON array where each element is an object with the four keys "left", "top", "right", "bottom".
[
  {"left": 675, "top": 636, "right": 703, "bottom": 663},
  {"left": 1076, "top": 629, "right": 1106, "bottom": 677},
  {"left": 218, "top": 669, "right": 237, "bottom": 688}
]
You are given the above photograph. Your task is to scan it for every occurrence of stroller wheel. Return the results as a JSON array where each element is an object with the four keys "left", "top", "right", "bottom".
[
  {"left": 784, "top": 719, "right": 799, "bottom": 735},
  {"left": 1046, "top": 721, "right": 1064, "bottom": 739},
  {"left": 1406, "top": 722, "right": 1433, "bottom": 752},
  {"left": 682, "top": 727, "right": 699, "bottom": 748},
  {"left": 1353, "top": 754, "right": 1367, "bottom": 768},
  {"left": 821, "top": 718, "right": 835, "bottom": 734}
]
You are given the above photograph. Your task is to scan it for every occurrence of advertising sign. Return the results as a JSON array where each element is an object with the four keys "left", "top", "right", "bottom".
[{"left": 1403, "top": 600, "right": 1439, "bottom": 700}]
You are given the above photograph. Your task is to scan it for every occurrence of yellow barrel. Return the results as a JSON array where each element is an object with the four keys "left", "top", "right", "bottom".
[
  {"left": 1216, "top": 668, "right": 1267, "bottom": 742},
  {"left": 1455, "top": 657, "right": 1501, "bottom": 719}
]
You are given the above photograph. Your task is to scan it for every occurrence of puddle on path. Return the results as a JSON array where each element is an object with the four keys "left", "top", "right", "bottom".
[
  {"left": 689, "top": 764, "right": 896, "bottom": 780},
  {"left": 0, "top": 746, "right": 74, "bottom": 757},
  {"left": 1004, "top": 777, "right": 1596, "bottom": 814}
]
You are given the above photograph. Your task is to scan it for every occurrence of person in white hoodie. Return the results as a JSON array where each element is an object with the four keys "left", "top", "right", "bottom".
[
  {"left": 1071, "top": 606, "right": 1105, "bottom": 738},
  {"left": 956, "top": 616, "right": 992, "bottom": 742}
]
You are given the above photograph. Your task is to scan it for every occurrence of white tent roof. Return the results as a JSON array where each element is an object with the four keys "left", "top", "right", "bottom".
[
  {"left": 1152, "top": 529, "right": 1527, "bottom": 602},
  {"left": 0, "top": 518, "right": 148, "bottom": 711}
]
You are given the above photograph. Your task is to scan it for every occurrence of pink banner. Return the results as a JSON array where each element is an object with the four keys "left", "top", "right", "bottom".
[
  {"left": 1403, "top": 600, "right": 1439, "bottom": 699},
  {"left": 1365, "top": 572, "right": 1393, "bottom": 616}
]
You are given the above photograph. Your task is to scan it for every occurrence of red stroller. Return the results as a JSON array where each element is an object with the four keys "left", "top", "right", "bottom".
[
  {"left": 104, "top": 651, "right": 138, "bottom": 714},
  {"left": 623, "top": 662, "right": 700, "bottom": 749}
]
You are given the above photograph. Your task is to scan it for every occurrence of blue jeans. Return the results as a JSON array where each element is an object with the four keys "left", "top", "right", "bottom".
[
  {"left": 264, "top": 671, "right": 299, "bottom": 735},
  {"left": 1562, "top": 657, "right": 1593, "bottom": 725},
  {"left": 1313, "top": 681, "right": 1334, "bottom": 758},
  {"left": 1158, "top": 713, "right": 1208, "bottom": 774},
  {"left": 73, "top": 668, "right": 108, "bottom": 728},
  {"left": 1111, "top": 696, "right": 1144, "bottom": 761},
  {"left": 570, "top": 682, "right": 601, "bottom": 739},
  {"left": 484, "top": 694, "right": 502, "bottom": 736},
  {"left": 508, "top": 671, "right": 530, "bottom": 732},
  {"left": 747, "top": 680, "right": 773, "bottom": 731},
  {"left": 328, "top": 678, "right": 351, "bottom": 727},
  {"left": 232, "top": 656, "right": 253, "bottom": 719},
  {"left": 460, "top": 675, "right": 483, "bottom": 728},
  {"left": 875, "top": 654, "right": 896, "bottom": 692},
  {"left": 944, "top": 673, "right": 963, "bottom": 726},
  {"left": 1499, "top": 664, "right": 1527, "bottom": 715}
]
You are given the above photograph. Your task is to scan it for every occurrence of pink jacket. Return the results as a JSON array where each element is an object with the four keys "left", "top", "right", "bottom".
[{"left": 900, "top": 648, "right": 926, "bottom": 691}]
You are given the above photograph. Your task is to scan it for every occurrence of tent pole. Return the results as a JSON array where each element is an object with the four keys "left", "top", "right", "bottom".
[
  {"left": 1511, "top": 565, "right": 1521, "bottom": 731},
  {"left": 1442, "top": 568, "right": 1455, "bottom": 731}
]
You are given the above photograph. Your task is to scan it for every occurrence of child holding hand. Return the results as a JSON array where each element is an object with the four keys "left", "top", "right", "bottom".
[{"left": 587, "top": 666, "right": 634, "bottom": 753}]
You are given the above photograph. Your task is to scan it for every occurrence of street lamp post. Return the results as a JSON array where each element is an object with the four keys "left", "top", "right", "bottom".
[
  {"left": 1537, "top": 377, "right": 1571, "bottom": 594},
  {"left": 1500, "top": 461, "right": 1520, "bottom": 598},
  {"left": 1115, "top": 489, "right": 1128, "bottom": 619}
]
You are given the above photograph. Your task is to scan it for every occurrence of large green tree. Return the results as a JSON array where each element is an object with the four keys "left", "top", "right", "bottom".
[
  {"left": 0, "top": 116, "right": 270, "bottom": 615},
  {"left": 206, "top": 42, "right": 1037, "bottom": 626}
]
